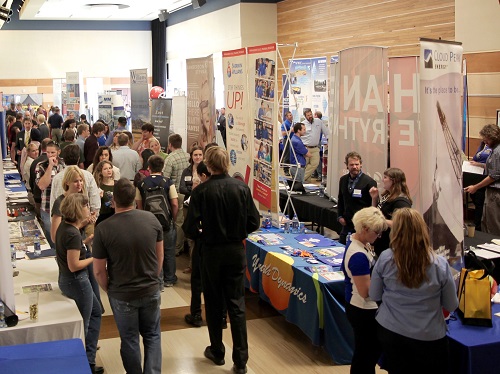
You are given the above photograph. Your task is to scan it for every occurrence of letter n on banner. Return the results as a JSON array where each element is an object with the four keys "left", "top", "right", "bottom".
[
  {"left": 332, "top": 46, "right": 388, "bottom": 198},
  {"left": 419, "top": 39, "right": 464, "bottom": 271},
  {"left": 389, "top": 56, "right": 421, "bottom": 211}
]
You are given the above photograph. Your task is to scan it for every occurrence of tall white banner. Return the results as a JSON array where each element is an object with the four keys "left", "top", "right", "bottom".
[
  {"left": 248, "top": 43, "right": 278, "bottom": 211},
  {"left": 332, "top": 46, "right": 388, "bottom": 197},
  {"left": 419, "top": 39, "right": 464, "bottom": 269},
  {"left": 223, "top": 48, "right": 252, "bottom": 186},
  {"left": 130, "top": 68, "right": 150, "bottom": 131}
]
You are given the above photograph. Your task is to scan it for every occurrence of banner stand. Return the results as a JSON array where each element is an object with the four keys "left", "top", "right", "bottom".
[{"left": 276, "top": 42, "right": 300, "bottom": 221}]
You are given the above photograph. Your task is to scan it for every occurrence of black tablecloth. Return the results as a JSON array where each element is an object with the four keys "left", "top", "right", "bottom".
[{"left": 279, "top": 190, "right": 342, "bottom": 234}]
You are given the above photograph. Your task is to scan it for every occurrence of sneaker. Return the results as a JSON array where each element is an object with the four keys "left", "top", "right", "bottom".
[
  {"left": 204, "top": 346, "right": 225, "bottom": 366},
  {"left": 165, "top": 282, "right": 175, "bottom": 287},
  {"left": 222, "top": 317, "right": 228, "bottom": 329},
  {"left": 185, "top": 313, "right": 202, "bottom": 327},
  {"left": 232, "top": 365, "right": 247, "bottom": 374}
]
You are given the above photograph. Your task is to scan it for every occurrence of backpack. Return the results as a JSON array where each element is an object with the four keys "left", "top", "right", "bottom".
[{"left": 140, "top": 176, "right": 173, "bottom": 231}]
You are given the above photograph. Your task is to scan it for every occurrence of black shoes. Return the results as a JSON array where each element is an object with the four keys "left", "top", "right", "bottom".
[
  {"left": 204, "top": 346, "right": 225, "bottom": 366},
  {"left": 222, "top": 317, "right": 228, "bottom": 329},
  {"left": 232, "top": 365, "right": 248, "bottom": 374},
  {"left": 185, "top": 313, "right": 203, "bottom": 327}
]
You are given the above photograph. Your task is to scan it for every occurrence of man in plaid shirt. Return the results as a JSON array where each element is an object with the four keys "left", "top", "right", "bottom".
[
  {"left": 162, "top": 134, "right": 189, "bottom": 258},
  {"left": 35, "top": 141, "right": 65, "bottom": 248}
]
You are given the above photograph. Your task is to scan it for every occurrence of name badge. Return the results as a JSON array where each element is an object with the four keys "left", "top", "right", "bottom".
[
  {"left": 185, "top": 176, "right": 192, "bottom": 182},
  {"left": 352, "top": 188, "right": 362, "bottom": 198}
]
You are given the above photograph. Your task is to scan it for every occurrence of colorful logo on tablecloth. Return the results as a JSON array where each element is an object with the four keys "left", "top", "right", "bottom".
[{"left": 251, "top": 252, "right": 307, "bottom": 311}]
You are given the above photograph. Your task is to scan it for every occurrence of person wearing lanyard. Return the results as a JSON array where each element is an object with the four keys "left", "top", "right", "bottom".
[
  {"left": 467, "top": 141, "right": 492, "bottom": 231},
  {"left": 337, "top": 151, "right": 377, "bottom": 245},
  {"left": 465, "top": 124, "right": 500, "bottom": 235},
  {"left": 301, "top": 109, "right": 329, "bottom": 182}
]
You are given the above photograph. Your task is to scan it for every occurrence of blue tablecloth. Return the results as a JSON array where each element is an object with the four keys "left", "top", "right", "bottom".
[
  {"left": 245, "top": 230, "right": 354, "bottom": 364},
  {"left": 447, "top": 303, "right": 500, "bottom": 374},
  {"left": 0, "top": 338, "right": 90, "bottom": 373}
]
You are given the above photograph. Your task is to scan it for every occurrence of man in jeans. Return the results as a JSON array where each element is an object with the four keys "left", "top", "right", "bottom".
[
  {"left": 93, "top": 178, "right": 164, "bottom": 374},
  {"left": 136, "top": 155, "right": 179, "bottom": 287}
]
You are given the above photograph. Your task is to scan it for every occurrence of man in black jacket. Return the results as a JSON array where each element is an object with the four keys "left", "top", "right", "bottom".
[
  {"left": 29, "top": 139, "right": 52, "bottom": 219},
  {"left": 337, "top": 151, "right": 377, "bottom": 244},
  {"left": 183, "top": 146, "right": 259, "bottom": 374}
]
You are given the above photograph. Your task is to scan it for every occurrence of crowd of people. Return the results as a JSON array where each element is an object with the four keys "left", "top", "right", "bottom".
[
  {"left": 6, "top": 103, "right": 259, "bottom": 374},
  {"left": 6, "top": 101, "right": 499, "bottom": 374}
]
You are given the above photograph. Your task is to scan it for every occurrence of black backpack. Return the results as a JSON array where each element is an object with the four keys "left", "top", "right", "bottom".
[{"left": 140, "top": 176, "right": 173, "bottom": 231}]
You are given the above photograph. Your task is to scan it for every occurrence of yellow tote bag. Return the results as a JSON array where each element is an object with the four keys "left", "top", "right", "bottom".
[{"left": 457, "top": 268, "right": 492, "bottom": 327}]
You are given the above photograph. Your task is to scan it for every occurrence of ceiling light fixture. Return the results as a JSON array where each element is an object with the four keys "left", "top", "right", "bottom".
[{"left": 85, "top": 3, "right": 130, "bottom": 11}]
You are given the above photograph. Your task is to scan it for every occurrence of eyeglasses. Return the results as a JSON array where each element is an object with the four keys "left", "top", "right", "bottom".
[{"left": 372, "top": 229, "right": 383, "bottom": 238}]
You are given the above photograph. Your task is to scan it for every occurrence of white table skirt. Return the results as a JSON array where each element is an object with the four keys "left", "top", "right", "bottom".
[{"left": 0, "top": 257, "right": 84, "bottom": 346}]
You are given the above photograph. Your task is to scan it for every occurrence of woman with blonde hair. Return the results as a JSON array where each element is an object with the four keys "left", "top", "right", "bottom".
[
  {"left": 148, "top": 137, "right": 168, "bottom": 160},
  {"left": 369, "top": 167, "right": 412, "bottom": 256},
  {"left": 370, "top": 208, "right": 458, "bottom": 373},
  {"left": 51, "top": 165, "right": 88, "bottom": 242},
  {"left": 55, "top": 193, "right": 102, "bottom": 374},
  {"left": 340, "top": 206, "right": 388, "bottom": 374}
]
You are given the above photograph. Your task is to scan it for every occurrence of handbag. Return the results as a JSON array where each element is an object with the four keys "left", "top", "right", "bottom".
[{"left": 457, "top": 267, "right": 492, "bottom": 327}]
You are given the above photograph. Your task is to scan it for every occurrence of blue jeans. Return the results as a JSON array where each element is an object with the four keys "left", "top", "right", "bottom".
[
  {"left": 40, "top": 209, "right": 55, "bottom": 248},
  {"left": 163, "top": 226, "right": 177, "bottom": 283},
  {"left": 109, "top": 291, "right": 162, "bottom": 374},
  {"left": 290, "top": 166, "right": 305, "bottom": 183},
  {"left": 58, "top": 270, "right": 101, "bottom": 365}
]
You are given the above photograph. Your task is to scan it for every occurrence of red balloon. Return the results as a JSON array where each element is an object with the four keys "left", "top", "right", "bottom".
[{"left": 150, "top": 86, "right": 165, "bottom": 99}]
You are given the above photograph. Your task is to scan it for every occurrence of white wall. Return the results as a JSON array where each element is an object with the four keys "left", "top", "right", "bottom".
[
  {"left": 166, "top": 3, "right": 277, "bottom": 108},
  {"left": 456, "top": 0, "right": 500, "bottom": 53},
  {"left": 0, "top": 30, "right": 152, "bottom": 79}
]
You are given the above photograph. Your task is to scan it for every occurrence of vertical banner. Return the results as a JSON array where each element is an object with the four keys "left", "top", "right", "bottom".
[
  {"left": 186, "top": 56, "right": 215, "bottom": 151},
  {"left": 151, "top": 98, "right": 172, "bottom": 151},
  {"left": 65, "top": 72, "right": 82, "bottom": 118},
  {"left": 419, "top": 40, "right": 464, "bottom": 269},
  {"left": 332, "top": 46, "right": 388, "bottom": 197},
  {"left": 248, "top": 43, "right": 278, "bottom": 210},
  {"left": 288, "top": 57, "right": 328, "bottom": 122},
  {"left": 130, "top": 68, "right": 149, "bottom": 130},
  {"left": 222, "top": 48, "right": 252, "bottom": 185},
  {"left": 389, "top": 57, "right": 421, "bottom": 211},
  {"left": 98, "top": 94, "right": 113, "bottom": 124}
]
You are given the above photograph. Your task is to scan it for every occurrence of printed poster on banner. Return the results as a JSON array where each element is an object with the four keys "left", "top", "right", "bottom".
[
  {"left": 332, "top": 46, "right": 388, "bottom": 197},
  {"left": 288, "top": 57, "right": 328, "bottom": 123},
  {"left": 389, "top": 57, "right": 421, "bottom": 211},
  {"left": 151, "top": 98, "right": 172, "bottom": 151},
  {"left": 130, "top": 68, "right": 150, "bottom": 131},
  {"left": 222, "top": 48, "right": 252, "bottom": 186},
  {"left": 419, "top": 40, "right": 464, "bottom": 270},
  {"left": 65, "top": 72, "right": 81, "bottom": 118},
  {"left": 186, "top": 56, "right": 216, "bottom": 151},
  {"left": 248, "top": 43, "right": 278, "bottom": 210}
]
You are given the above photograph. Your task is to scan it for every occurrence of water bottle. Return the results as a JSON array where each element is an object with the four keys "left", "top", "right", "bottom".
[
  {"left": 0, "top": 301, "right": 6, "bottom": 328},
  {"left": 34, "top": 233, "right": 42, "bottom": 257},
  {"left": 284, "top": 215, "right": 290, "bottom": 234},
  {"left": 11, "top": 244, "right": 16, "bottom": 268},
  {"left": 264, "top": 209, "right": 273, "bottom": 229},
  {"left": 291, "top": 214, "right": 299, "bottom": 234}
]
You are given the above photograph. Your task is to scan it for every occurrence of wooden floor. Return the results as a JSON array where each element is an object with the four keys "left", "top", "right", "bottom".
[{"left": 95, "top": 234, "right": 386, "bottom": 374}]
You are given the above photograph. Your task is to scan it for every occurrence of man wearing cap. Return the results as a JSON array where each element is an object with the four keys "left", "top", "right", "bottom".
[{"left": 106, "top": 116, "right": 128, "bottom": 146}]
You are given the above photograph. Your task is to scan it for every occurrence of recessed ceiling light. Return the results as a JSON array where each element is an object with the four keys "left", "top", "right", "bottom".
[{"left": 85, "top": 3, "right": 130, "bottom": 11}]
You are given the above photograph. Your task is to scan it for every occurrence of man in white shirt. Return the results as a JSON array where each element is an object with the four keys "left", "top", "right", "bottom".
[
  {"left": 301, "top": 109, "right": 329, "bottom": 182},
  {"left": 112, "top": 133, "right": 141, "bottom": 180}
]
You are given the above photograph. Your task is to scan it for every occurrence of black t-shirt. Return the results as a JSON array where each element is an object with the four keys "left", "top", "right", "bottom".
[
  {"left": 93, "top": 209, "right": 163, "bottom": 301},
  {"left": 56, "top": 221, "right": 86, "bottom": 277},
  {"left": 9, "top": 122, "right": 22, "bottom": 144},
  {"left": 52, "top": 194, "right": 65, "bottom": 217},
  {"left": 373, "top": 196, "right": 412, "bottom": 256},
  {"left": 48, "top": 113, "right": 64, "bottom": 129}
]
